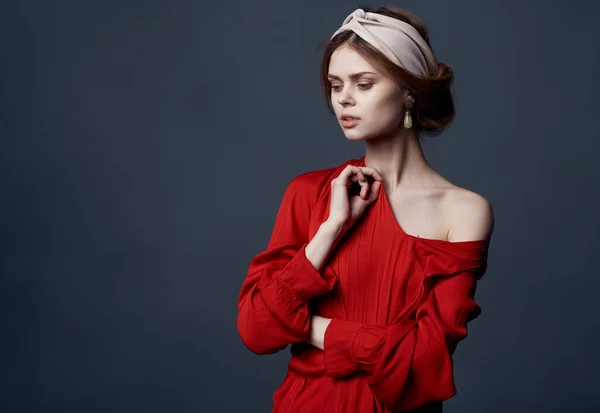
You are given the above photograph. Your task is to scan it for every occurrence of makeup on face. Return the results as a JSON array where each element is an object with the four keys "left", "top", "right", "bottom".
[{"left": 328, "top": 47, "right": 402, "bottom": 138}]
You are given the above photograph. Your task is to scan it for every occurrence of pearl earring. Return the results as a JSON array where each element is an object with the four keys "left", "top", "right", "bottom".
[{"left": 403, "top": 109, "right": 413, "bottom": 129}]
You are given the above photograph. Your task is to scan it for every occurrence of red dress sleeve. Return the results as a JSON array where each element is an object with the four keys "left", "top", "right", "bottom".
[
  {"left": 237, "top": 173, "right": 337, "bottom": 355},
  {"left": 323, "top": 240, "right": 490, "bottom": 411}
]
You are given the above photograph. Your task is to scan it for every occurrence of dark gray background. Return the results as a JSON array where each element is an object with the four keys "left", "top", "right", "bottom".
[{"left": 1, "top": 0, "right": 598, "bottom": 412}]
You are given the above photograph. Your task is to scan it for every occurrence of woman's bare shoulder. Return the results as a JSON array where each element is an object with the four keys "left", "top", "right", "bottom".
[{"left": 442, "top": 186, "right": 494, "bottom": 242}]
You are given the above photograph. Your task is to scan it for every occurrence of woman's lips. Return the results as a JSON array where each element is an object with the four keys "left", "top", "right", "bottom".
[{"left": 341, "top": 118, "right": 359, "bottom": 128}]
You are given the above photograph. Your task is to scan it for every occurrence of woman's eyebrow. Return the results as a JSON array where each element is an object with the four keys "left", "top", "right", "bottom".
[{"left": 327, "top": 71, "right": 376, "bottom": 80}]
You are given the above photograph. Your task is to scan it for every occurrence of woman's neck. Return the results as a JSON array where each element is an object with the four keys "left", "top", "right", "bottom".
[{"left": 363, "top": 129, "right": 437, "bottom": 191}]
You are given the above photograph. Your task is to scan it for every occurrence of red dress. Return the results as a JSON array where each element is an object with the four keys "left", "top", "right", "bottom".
[{"left": 237, "top": 156, "right": 491, "bottom": 413}]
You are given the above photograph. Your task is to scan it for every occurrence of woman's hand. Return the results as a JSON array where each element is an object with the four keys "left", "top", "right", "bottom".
[
  {"left": 308, "top": 315, "right": 332, "bottom": 350},
  {"left": 327, "top": 165, "right": 383, "bottom": 238}
]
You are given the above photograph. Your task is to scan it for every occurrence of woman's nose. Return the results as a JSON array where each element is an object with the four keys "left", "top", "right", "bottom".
[{"left": 337, "top": 86, "right": 354, "bottom": 106}]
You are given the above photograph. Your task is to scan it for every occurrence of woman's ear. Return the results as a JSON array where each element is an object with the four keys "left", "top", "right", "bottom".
[
  {"left": 398, "top": 85, "right": 414, "bottom": 108},
  {"left": 404, "top": 94, "right": 415, "bottom": 110}
]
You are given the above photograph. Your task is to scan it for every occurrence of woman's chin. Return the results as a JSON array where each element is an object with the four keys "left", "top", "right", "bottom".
[
  {"left": 341, "top": 128, "right": 364, "bottom": 139},
  {"left": 343, "top": 133, "right": 369, "bottom": 142}
]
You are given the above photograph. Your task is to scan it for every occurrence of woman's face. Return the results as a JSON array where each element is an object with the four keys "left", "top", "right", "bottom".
[{"left": 327, "top": 45, "right": 405, "bottom": 141}]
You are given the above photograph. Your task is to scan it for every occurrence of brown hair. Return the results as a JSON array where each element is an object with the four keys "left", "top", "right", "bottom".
[{"left": 320, "top": 5, "right": 455, "bottom": 137}]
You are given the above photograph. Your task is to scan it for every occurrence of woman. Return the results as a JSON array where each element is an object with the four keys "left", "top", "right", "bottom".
[{"left": 237, "top": 6, "right": 494, "bottom": 413}]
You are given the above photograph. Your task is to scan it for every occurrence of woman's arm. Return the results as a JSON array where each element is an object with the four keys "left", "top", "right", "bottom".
[
  {"left": 311, "top": 271, "right": 482, "bottom": 411},
  {"left": 305, "top": 221, "right": 343, "bottom": 273},
  {"left": 308, "top": 315, "right": 332, "bottom": 350},
  {"left": 238, "top": 164, "right": 382, "bottom": 355},
  {"left": 237, "top": 175, "right": 341, "bottom": 355}
]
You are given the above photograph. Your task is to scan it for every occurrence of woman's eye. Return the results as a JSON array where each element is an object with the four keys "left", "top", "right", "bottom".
[{"left": 331, "top": 84, "right": 372, "bottom": 91}]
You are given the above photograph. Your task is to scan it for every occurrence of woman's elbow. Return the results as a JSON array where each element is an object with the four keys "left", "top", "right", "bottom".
[{"left": 237, "top": 316, "right": 286, "bottom": 355}]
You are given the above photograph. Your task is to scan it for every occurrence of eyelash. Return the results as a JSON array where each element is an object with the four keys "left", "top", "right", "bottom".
[{"left": 331, "top": 84, "right": 372, "bottom": 91}]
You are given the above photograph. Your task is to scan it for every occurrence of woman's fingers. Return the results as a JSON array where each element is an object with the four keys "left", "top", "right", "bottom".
[
  {"left": 338, "top": 165, "right": 383, "bottom": 200},
  {"left": 354, "top": 169, "right": 369, "bottom": 199},
  {"left": 328, "top": 164, "right": 383, "bottom": 230},
  {"left": 340, "top": 165, "right": 381, "bottom": 181},
  {"left": 367, "top": 180, "right": 381, "bottom": 202},
  {"left": 359, "top": 167, "right": 383, "bottom": 182},
  {"left": 340, "top": 165, "right": 359, "bottom": 183}
]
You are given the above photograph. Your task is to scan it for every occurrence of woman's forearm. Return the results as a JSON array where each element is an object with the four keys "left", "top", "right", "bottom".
[
  {"left": 308, "top": 315, "right": 332, "bottom": 350},
  {"left": 304, "top": 220, "right": 343, "bottom": 273},
  {"left": 304, "top": 221, "right": 340, "bottom": 350}
]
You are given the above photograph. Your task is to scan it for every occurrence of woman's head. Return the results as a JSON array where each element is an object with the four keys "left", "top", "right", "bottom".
[{"left": 321, "top": 6, "right": 455, "bottom": 140}]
